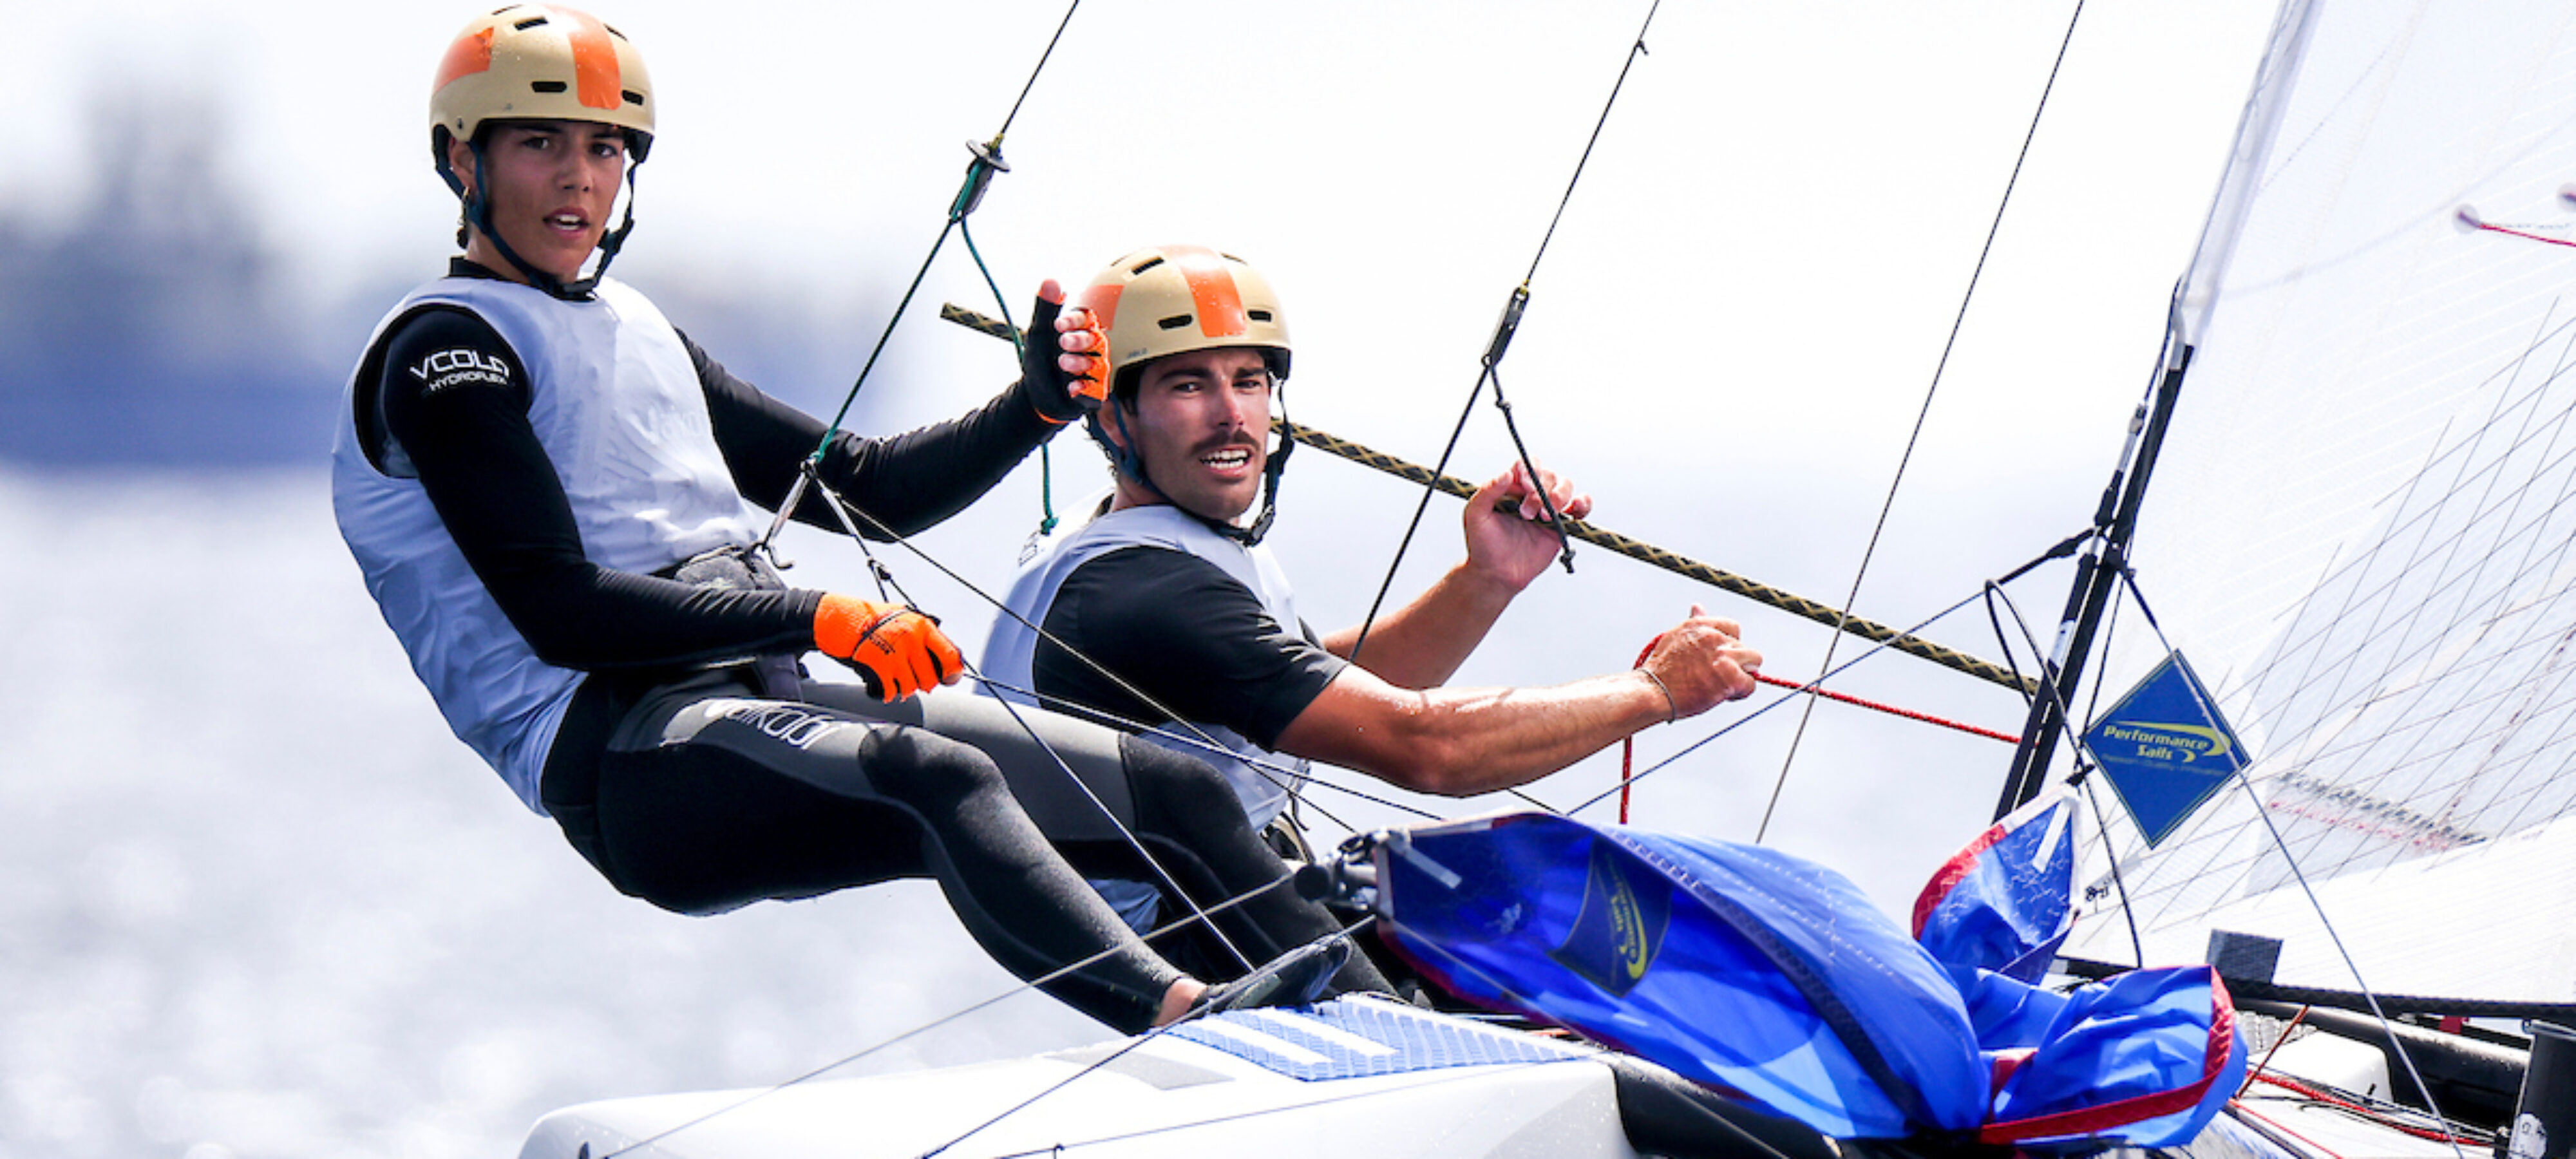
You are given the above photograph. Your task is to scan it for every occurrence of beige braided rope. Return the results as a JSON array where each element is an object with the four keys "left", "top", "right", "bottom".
[{"left": 938, "top": 302, "right": 2036, "bottom": 695}]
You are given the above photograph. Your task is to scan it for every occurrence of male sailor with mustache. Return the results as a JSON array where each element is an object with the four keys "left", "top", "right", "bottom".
[{"left": 982, "top": 245, "right": 1766, "bottom": 952}]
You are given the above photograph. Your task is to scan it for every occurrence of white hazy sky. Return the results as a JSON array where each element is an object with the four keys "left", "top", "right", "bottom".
[{"left": 2, "top": 0, "right": 2278, "bottom": 464}]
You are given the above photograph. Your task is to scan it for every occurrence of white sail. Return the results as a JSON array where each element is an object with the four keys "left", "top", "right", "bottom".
[{"left": 2068, "top": 0, "right": 2576, "bottom": 1005}]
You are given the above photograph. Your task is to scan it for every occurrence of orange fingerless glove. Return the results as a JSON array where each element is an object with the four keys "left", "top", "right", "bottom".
[{"left": 813, "top": 594, "right": 963, "bottom": 702}]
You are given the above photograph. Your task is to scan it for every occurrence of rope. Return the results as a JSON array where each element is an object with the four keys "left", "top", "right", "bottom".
[
  {"left": 802, "top": 469, "right": 1255, "bottom": 974},
  {"left": 1276, "top": 419, "right": 2040, "bottom": 693},
  {"left": 944, "top": 295, "right": 2036, "bottom": 695},
  {"left": 1571, "top": 588, "right": 2001, "bottom": 817},
  {"left": 2105, "top": 574, "right": 2470, "bottom": 1159},
  {"left": 2240, "top": 1003, "right": 2313, "bottom": 1098},
  {"left": 1752, "top": 674, "right": 2018, "bottom": 743},
  {"left": 2470, "top": 220, "right": 2576, "bottom": 249},
  {"left": 1618, "top": 639, "right": 1658, "bottom": 824},
  {"left": 596, "top": 879, "right": 1305, "bottom": 1159},
  {"left": 1616, "top": 645, "right": 2015, "bottom": 823},
  {"left": 752, "top": 0, "right": 1086, "bottom": 560},
  {"left": 1523, "top": 0, "right": 1662, "bottom": 287},
  {"left": 1347, "top": 0, "right": 1669, "bottom": 660},
  {"left": 1757, "top": 0, "right": 2092, "bottom": 843},
  {"left": 967, "top": 674, "right": 1443, "bottom": 825},
  {"left": 918, "top": 923, "right": 1374, "bottom": 1158},
  {"left": 990, "top": 0, "right": 1083, "bottom": 142},
  {"left": 2243, "top": 1073, "right": 2492, "bottom": 1145},
  {"left": 797, "top": 466, "right": 1359, "bottom": 830}
]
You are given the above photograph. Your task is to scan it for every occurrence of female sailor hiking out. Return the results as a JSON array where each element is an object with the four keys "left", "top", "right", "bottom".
[{"left": 330, "top": 4, "right": 1382, "bottom": 1033}]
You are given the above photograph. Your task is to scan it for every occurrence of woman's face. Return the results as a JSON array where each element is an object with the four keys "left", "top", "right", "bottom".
[{"left": 447, "top": 119, "right": 630, "bottom": 283}]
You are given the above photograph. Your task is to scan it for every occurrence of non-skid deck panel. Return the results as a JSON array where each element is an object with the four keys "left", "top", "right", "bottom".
[{"left": 1170, "top": 999, "right": 1592, "bottom": 1082}]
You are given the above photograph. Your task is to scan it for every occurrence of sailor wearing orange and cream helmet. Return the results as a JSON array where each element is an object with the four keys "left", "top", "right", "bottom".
[
  {"left": 332, "top": 8, "right": 1362, "bottom": 1032},
  {"left": 984, "top": 246, "right": 1764, "bottom": 920}
]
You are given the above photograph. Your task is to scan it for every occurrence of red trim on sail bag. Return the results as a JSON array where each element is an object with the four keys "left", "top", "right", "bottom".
[
  {"left": 1912, "top": 818, "right": 2010, "bottom": 939},
  {"left": 1975, "top": 974, "right": 2237, "bottom": 1145}
]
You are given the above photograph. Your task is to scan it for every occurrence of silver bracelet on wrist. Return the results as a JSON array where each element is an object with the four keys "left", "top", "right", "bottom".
[{"left": 1640, "top": 668, "right": 1679, "bottom": 724}]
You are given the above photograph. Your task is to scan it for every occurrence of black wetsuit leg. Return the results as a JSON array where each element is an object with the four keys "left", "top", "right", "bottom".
[
  {"left": 564, "top": 670, "right": 1181, "bottom": 1033},
  {"left": 1104, "top": 738, "right": 1395, "bottom": 998},
  {"left": 824, "top": 688, "right": 1392, "bottom": 997}
]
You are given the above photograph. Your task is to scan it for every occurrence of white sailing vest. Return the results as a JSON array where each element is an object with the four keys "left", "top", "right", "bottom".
[
  {"left": 982, "top": 504, "right": 1312, "bottom": 830},
  {"left": 330, "top": 276, "right": 760, "bottom": 813}
]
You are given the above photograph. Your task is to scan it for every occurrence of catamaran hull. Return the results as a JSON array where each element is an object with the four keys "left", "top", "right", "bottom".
[{"left": 517, "top": 997, "right": 1647, "bottom": 1158}]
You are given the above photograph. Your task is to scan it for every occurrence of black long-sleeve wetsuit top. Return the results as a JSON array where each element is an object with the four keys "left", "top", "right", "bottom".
[{"left": 359, "top": 259, "right": 1055, "bottom": 675}]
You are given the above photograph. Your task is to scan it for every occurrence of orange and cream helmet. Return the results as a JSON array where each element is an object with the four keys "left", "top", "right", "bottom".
[
  {"left": 1077, "top": 245, "right": 1298, "bottom": 542},
  {"left": 426, "top": 4, "right": 653, "bottom": 295},
  {"left": 430, "top": 4, "right": 654, "bottom": 163},
  {"left": 1077, "top": 245, "right": 1293, "bottom": 391}
]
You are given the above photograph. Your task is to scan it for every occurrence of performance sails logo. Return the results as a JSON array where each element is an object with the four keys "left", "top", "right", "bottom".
[
  {"left": 2090, "top": 721, "right": 2233, "bottom": 764},
  {"left": 2086, "top": 652, "right": 2248, "bottom": 847},
  {"left": 1549, "top": 838, "right": 1672, "bottom": 998}
]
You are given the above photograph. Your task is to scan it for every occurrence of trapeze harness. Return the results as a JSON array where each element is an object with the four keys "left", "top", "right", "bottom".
[
  {"left": 987, "top": 504, "right": 1315, "bottom": 827},
  {"left": 982, "top": 505, "right": 1324, "bottom": 929},
  {"left": 332, "top": 275, "right": 760, "bottom": 811}
]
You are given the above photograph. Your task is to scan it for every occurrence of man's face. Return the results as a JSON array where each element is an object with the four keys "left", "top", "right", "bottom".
[
  {"left": 447, "top": 119, "right": 629, "bottom": 283},
  {"left": 1108, "top": 347, "right": 1274, "bottom": 521}
]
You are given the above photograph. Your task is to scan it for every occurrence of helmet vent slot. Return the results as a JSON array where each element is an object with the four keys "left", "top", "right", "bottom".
[
  {"left": 1156, "top": 315, "right": 1194, "bottom": 332},
  {"left": 1248, "top": 310, "right": 1273, "bottom": 323},
  {"left": 513, "top": 15, "right": 550, "bottom": 30},
  {"left": 623, "top": 90, "right": 645, "bottom": 107},
  {"left": 1129, "top": 257, "right": 1166, "bottom": 275},
  {"left": 531, "top": 80, "right": 569, "bottom": 93}
]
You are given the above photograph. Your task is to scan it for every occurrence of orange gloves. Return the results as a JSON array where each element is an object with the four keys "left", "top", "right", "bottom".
[{"left": 813, "top": 594, "right": 963, "bottom": 702}]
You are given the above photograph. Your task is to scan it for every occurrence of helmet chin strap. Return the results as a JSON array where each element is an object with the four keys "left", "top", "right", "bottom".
[
  {"left": 457, "top": 140, "right": 645, "bottom": 301},
  {"left": 1227, "top": 429, "right": 1291, "bottom": 547},
  {"left": 1090, "top": 391, "right": 1295, "bottom": 547}
]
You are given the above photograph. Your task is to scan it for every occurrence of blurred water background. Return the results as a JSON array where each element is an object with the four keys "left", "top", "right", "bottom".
[
  {"left": 0, "top": 2, "right": 2277, "bottom": 1155},
  {"left": 0, "top": 104, "right": 1112, "bottom": 1154}
]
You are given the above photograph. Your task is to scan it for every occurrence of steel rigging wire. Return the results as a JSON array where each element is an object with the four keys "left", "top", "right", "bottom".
[
  {"left": 721, "top": 0, "right": 1342, "bottom": 984},
  {"left": 1345, "top": 0, "right": 1667, "bottom": 664},
  {"left": 597, "top": 5, "right": 2110, "bottom": 1153},
  {"left": 2105, "top": 570, "right": 2470, "bottom": 1159},
  {"left": 584, "top": 5, "right": 1437, "bottom": 1148},
  {"left": 596, "top": 9, "right": 1702, "bottom": 1150},
  {"left": 1756, "top": 0, "right": 2092, "bottom": 844},
  {"left": 754, "top": 0, "right": 1086, "bottom": 554}
]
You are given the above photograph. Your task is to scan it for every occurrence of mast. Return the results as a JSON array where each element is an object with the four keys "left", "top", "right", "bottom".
[
  {"left": 1989, "top": 0, "right": 2319, "bottom": 820},
  {"left": 1992, "top": 337, "right": 2189, "bottom": 819}
]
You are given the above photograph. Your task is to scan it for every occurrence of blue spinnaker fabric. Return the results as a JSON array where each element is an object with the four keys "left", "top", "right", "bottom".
[
  {"left": 1913, "top": 792, "right": 2077, "bottom": 985},
  {"left": 1974, "top": 965, "right": 2244, "bottom": 1148},
  {"left": 1372, "top": 813, "right": 1986, "bottom": 1138},
  {"left": 1370, "top": 812, "right": 2238, "bottom": 1148}
]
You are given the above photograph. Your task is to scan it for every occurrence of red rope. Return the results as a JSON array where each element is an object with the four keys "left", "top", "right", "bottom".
[
  {"left": 2240, "top": 1004, "right": 2313, "bottom": 1098},
  {"left": 1620, "top": 640, "right": 1657, "bottom": 824},
  {"left": 1754, "top": 673, "right": 2019, "bottom": 743},
  {"left": 2244, "top": 1072, "right": 2485, "bottom": 1145},
  {"left": 2476, "top": 221, "right": 2576, "bottom": 249},
  {"left": 1618, "top": 640, "right": 2018, "bottom": 825}
]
